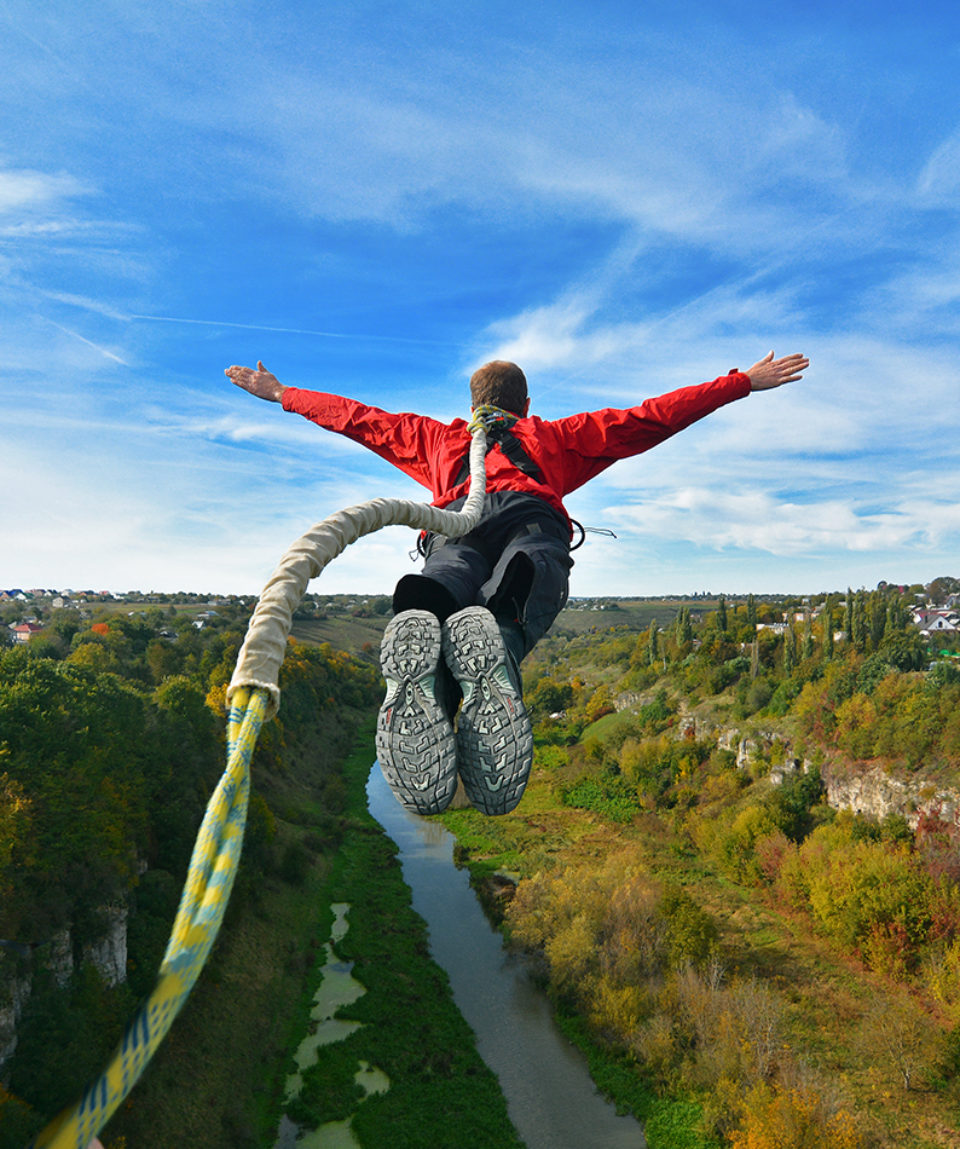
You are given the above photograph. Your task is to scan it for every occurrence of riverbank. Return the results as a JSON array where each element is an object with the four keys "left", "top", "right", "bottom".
[{"left": 439, "top": 775, "right": 719, "bottom": 1149}]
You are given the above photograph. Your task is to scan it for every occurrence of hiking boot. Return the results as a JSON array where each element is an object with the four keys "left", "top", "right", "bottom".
[
  {"left": 376, "top": 610, "right": 458, "bottom": 815},
  {"left": 442, "top": 606, "right": 533, "bottom": 816}
]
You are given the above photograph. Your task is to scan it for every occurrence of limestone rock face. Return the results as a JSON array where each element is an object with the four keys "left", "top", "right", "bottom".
[
  {"left": 0, "top": 905, "right": 129, "bottom": 1076},
  {"left": 0, "top": 974, "right": 31, "bottom": 1070},
  {"left": 46, "top": 929, "right": 74, "bottom": 987},
  {"left": 82, "top": 906, "right": 128, "bottom": 989},
  {"left": 821, "top": 763, "right": 960, "bottom": 830},
  {"left": 711, "top": 723, "right": 960, "bottom": 829}
]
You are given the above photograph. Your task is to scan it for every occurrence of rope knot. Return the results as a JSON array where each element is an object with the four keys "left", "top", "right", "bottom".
[{"left": 468, "top": 403, "right": 520, "bottom": 435}]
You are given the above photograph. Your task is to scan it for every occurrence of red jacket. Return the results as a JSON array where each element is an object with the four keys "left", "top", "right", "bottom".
[{"left": 282, "top": 372, "right": 751, "bottom": 531}]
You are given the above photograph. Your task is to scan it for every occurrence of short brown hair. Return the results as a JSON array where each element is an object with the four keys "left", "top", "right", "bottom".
[{"left": 469, "top": 361, "right": 527, "bottom": 415}]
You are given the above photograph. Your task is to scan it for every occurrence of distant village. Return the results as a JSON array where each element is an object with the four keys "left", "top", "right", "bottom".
[
  {"left": 2, "top": 582, "right": 958, "bottom": 646},
  {"left": 0, "top": 588, "right": 251, "bottom": 644}
]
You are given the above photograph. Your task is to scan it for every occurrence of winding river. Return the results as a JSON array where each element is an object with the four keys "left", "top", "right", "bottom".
[{"left": 367, "top": 765, "right": 645, "bottom": 1149}]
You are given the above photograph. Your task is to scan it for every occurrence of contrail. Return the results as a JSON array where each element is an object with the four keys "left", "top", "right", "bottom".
[
  {"left": 46, "top": 320, "right": 130, "bottom": 365},
  {"left": 131, "top": 314, "right": 455, "bottom": 347}
]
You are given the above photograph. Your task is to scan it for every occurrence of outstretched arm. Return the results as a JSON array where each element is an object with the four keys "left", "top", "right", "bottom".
[
  {"left": 743, "top": 351, "right": 809, "bottom": 391},
  {"left": 224, "top": 360, "right": 288, "bottom": 402}
]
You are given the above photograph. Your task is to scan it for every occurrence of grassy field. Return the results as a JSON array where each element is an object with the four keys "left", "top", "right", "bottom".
[
  {"left": 313, "top": 733, "right": 523, "bottom": 1149},
  {"left": 290, "top": 614, "right": 388, "bottom": 656}
]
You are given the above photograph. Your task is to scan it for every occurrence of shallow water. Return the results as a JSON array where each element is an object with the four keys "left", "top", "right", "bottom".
[
  {"left": 367, "top": 765, "right": 645, "bottom": 1149},
  {"left": 274, "top": 904, "right": 389, "bottom": 1148}
]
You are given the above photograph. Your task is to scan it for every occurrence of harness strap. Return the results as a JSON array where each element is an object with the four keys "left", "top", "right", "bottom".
[{"left": 453, "top": 424, "right": 544, "bottom": 487}]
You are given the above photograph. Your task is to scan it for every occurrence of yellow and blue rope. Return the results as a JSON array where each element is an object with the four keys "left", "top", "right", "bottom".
[{"left": 25, "top": 686, "right": 270, "bottom": 1149}]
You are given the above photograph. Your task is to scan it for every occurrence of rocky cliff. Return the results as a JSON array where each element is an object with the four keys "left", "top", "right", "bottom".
[{"left": 0, "top": 904, "right": 127, "bottom": 1078}]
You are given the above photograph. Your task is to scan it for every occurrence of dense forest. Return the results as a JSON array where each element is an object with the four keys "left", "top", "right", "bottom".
[
  {"left": 442, "top": 578, "right": 960, "bottom": 1148},
  {"left": 0, "top": 603, "right": 381, "bottom": 1146}
]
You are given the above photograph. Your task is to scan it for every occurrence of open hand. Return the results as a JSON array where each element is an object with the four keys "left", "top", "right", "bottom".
[
  {"left": 744, "top": 351, "right": 809, "bottom": 391},
  {"left": 224, "top": 360, "right": 287, "bottom": 402}
]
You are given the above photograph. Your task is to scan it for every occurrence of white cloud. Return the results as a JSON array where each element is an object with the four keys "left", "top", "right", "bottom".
[
  {"left": 917, "top": 127, "right": 960, "bottom": 199},
  {"left": 0, "top": 167, "right": 89, "bottom": 212},
  {"left": 601, "top": 474, "right": 960, "bottom": 561}
]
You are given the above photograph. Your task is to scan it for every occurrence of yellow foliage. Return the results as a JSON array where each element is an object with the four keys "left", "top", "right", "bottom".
[
  {"left": 205, "top": 681, "right": 229, "bottom": 717},
  {"left": 834, "top": 693, "right": 878, "bottom": 759},
  {"left": 0, "top": 771, "right": 30, "bottom": 872},
  {"left": 544, "top": 914, "right": 596, "bottom": 989},
  {"left": 925, "top": 939, "right": 960, "bottom": 1022},
  {"left": 67, "top": 641, "right": 115, "bottom": 673},
  {"left": 729, "top": 1082, "right": 862, "bottom": 1149},
  {"left": 587, "top": 976, "right": 646, "bottom": 1041}
]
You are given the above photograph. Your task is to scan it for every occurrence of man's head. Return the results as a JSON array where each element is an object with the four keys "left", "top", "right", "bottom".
[{"left": 469, "top": 360, "right": 529, "bottom": 417}]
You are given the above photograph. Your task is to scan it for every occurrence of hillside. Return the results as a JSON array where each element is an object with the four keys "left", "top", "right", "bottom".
[{"left": 440, "top": 583, "right": 960, "bottom": 1148}]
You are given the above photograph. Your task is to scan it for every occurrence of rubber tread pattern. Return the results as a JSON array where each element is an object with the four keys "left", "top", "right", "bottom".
[
  {"left": 443, "top": 606, "right": 533, "bottom": 815},
  {"left": 376, "top": 610, "right": 458, "bottom": 814}
]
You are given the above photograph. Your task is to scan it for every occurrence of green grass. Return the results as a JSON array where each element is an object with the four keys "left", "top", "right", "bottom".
[{"left": 554, "top": 1011, "right": 718, "bottom": 1149}]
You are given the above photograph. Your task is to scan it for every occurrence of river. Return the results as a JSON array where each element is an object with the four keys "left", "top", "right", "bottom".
[{"left": 367, "top": 765, "right": 645, "bottom": 1149}]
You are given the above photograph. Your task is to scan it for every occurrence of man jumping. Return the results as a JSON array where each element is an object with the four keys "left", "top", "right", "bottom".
[{"left": 226, "top": 351, "right": 807, "bottom": 816}]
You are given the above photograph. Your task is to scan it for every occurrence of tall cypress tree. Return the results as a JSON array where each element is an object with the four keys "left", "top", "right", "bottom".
[
  {"left": 821, "top": 599, "right": 834, "bottom": 659},
  {"left": 784, "top": 627, "right": 796, "bottom": 673},
  {"left": 647, "top": 619, "right": 660, "bottom": 666},
  {"left": 802, "top": 611, "right": 814, "bottom": 660},
  {"left": 852, "top": 590, "right": 868, "bottom": 652},
  {"left": 675, "top": 606, "right": 692, "bottom": 646}
]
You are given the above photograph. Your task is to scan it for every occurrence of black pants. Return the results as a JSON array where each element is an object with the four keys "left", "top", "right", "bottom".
[{"left": 392, "top": 491, "right": 573, "bottom": 670}]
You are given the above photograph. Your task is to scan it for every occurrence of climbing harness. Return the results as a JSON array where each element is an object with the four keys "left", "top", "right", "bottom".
[
  {"left": 452, "top": 404, "right": 545, "bottom": 487},
  {"left": 26, "top": 425, "right": 492, "bottom": 1149}
]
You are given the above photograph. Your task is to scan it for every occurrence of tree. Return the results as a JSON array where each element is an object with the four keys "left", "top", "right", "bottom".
[
  {"left": 528, "top": 677, "right": 574, "bottom": 716},
  {"left": 927, "top": 576, "right": 960, "bottom": 604},
  {"left": 731, "top": 1082, "right": 862, "bottom": 1149},
  {"left": 717, "top": 596, "right": 728, "bottom": 632},
  {"left": 801, "top": 612, "right": 814, "bottom": 661},
  {"left": 852, "top": 591, "right": 868, "bottom": 652},
  {"left": 647, "top": 620, "right": 660, "bottom": 667},
  {"left": 783, "top": 628, "right": 796, "bottom": 674},
  {"left": 821, "top": 600, "right": 834, "bottom": 659},
  {"left": 868, "top": 591, "right": 887, "bottom": 650},
  {"left": 864, "top": 996, "right": 937, "bottom": 1092}
]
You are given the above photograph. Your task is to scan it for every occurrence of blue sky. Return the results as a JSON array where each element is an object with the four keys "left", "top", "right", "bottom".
[{"left": 3, "top": 1, "right": 959, "bottom": 598}]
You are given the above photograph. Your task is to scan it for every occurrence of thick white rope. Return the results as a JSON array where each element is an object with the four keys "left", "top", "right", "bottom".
[{"left": 227, "top": 428, "right": 489, "bottom": 718}]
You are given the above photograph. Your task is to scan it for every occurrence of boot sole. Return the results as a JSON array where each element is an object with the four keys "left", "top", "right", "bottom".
[
  {"left": 442, "top": 607, "right": 532, "bottom": 816},
  {"left": 376, "top": 610, "right": 457, "bottom": 814}
]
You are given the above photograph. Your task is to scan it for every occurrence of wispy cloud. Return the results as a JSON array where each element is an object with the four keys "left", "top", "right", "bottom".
[
  {"left": 917, "top": 124, "right": 960, "bottom": 200},
  {"left": 0, "top": 167, "right": 90, "bottom": 212},
  {"left": 608, "top": 488, "right": 960, "bottom": 557}
]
